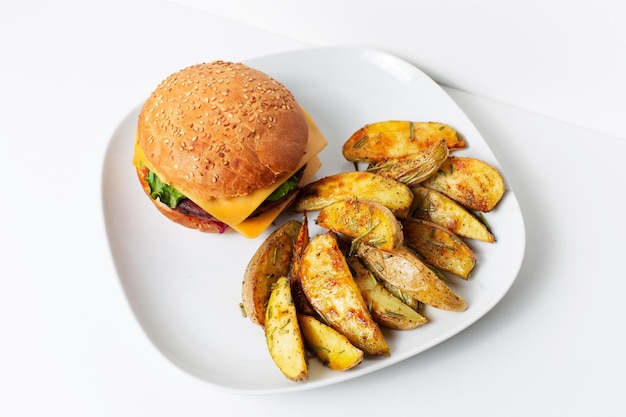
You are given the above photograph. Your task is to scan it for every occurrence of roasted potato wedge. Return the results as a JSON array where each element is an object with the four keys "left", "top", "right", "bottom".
[
  {"left": 316, "top": 199, "right": 403, "bottom": 251},
  {"left": 356, "top": 243, "right": 467, "bottom": 312},
  {"left": 295, "top": 171, "right": 414, "bottom": 218},
  {"left": 300, "top": 233, "right": 390, "bottom": 356},
  {"left": 411, "top": 186, "right": 494, "bottom": 243},
  {"left": 288, "top": 213, "right": 310, "bottom": 282},
  {"left": 348, "top": 256, "right": 428, "bottom": 330},
  {"left": 343, "top": 121, "right": 466, "bottom": 163},
  {"left": 401, "top": 218, "right": 476, "bottom": 279},
  {"left": 367, "top": 139, "right": 449, "bottom": 186},
  {"left": 421, "top": 156, "right": 505, "bottom": 212},
  {"left": 380, "top": 281, "right": 422, "bottom": 312},
  {"left": 264, "top": 277, "right": 308, "bottom": 382},
  {"left": 242, "top": 220, "right": 301, "bottom": 327},
  {"left": 289, "top": 213, "right": 317, "bottom": 317},
  {"left": 298, "top": 314, "right": 364, "bottom": 371}
]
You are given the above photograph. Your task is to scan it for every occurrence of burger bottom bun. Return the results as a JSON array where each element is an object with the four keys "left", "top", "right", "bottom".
[{"left": 149, "top": 197, "right": 232, "bottom": 233}]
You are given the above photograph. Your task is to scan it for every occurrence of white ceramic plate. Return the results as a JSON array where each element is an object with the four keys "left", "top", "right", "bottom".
[{"left": 102, "top": 47, "right": 525, "bottom": 394}]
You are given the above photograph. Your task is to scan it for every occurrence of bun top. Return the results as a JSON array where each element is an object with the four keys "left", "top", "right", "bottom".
[{"left": 136, "top": 61, "right": 308, "bottom": 200}]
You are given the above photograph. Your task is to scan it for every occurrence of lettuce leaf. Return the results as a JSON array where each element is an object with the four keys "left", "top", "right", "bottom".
[
  {"left": 144, "top": 167, "right": 297, "bottom": 210},
  {"left": 266, "top": 175, "right": 299, "bottom": 202},
  {"left": 145, "top": 169, "right": 187, "bottom": 209}
]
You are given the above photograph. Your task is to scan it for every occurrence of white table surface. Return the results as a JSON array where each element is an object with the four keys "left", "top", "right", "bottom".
[{"left": 2, "top": 0, "right": 624, "bottom": 416}]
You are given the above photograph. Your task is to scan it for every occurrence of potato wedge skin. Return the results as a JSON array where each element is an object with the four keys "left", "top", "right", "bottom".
[
  {"left": 411, "top": 186, "right": 494, "bottom": 243},
  {"left": 348, "top": 256, "right": 428, "bottom": 330},
  {"left": 343, "top": 121, "right": 466, "bottom": 163},
  {"left": 298, "top": 314, "right": 364, "bottom": 371},
  {"left": 242, "top": 220, "right": 301, "bottom": 327},
  {"left": 316, "top": 199, "right": 403, "bottom": 251},
  {"left": 401, "top": 218, "right": 476, "bottom": 279},
  {"left": 421, "top": 156, "right": 505, "bottom": 212},
  {"left": 356, "top": 243, "right": 467, "bottom": 312},
  {"left": 295, "top": 171, "right": 414, "bottom": 218},
  {"left": 300, "top": 234, "right": 389, "bottom": 356},
  {"left": 288, "top": 214, "right": 317, "bottom": 317},
  {"left": 380, "top": 281, "right": 422, "bottom": 311},
  {"left": 367, "top": 139, "right": 449, "bottom": 186},
  {"left": 265, "top": 277, "right": 308, "bottom": 382}
]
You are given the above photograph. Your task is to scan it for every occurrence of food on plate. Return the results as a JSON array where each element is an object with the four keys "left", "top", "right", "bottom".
[
  {"left": 242, "top": 117, "right": 507, "bottom": 381},
  {"left": 295, "top": 171, "right": 414, "bottom": 217},
  {"left": 300, "top": 233, "right": 390, "bottom": 356},
  {"left": 342, "top": 121, "right": 465, "bottom": 163},
  {"left": 264, "top": 277, "right": 308, "bottom": 381},
  {"left": 379, "top": 280, "right": 422, "bottom": 312},
  {"left": 315, "top": 199, "right": 404, "bottom": 251},
  {"left": 366, "top": 139, "right": 449, "bottom": 186},
  {"left": 132, "top": 60, "right": 327, "bottom": 237},
  {"left": 356, "top": 243, "right": 467, "bottom": 312},
  {"left": 288, "top": 213, "right": 317, "bottom": 317},
  {"left": 297, "top": 314, "right": 364, "bottom": 371},
  {"left": 411, "top": 186, "right": 495, "bottom": 242},
  {"left": 348, "top": 256, "right": 428, "bottom": 330},
  {"left": 401, "top": 218, "right": 476, "bottom": 279},
  {"left": 421, "top": 156, "right": 505, "bottom": 212},
  {"left": 242, "top": 220, "right": 301, "bottom": 327}
]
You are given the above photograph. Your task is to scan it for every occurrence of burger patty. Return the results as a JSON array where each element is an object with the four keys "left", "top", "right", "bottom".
[
  {"left": 175, "top": 198, "right": 219, "bottom": 222},
  {"left": 174, "top": 186, "right": 301, "bottom": 222},
  {"left": 173, "top": 165, "right": 306, "bottom": 223}
]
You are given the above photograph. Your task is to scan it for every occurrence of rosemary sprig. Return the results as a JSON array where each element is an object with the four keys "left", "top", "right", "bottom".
[{"left": 349, "top": 220, "right": 382, "bottom": 255}]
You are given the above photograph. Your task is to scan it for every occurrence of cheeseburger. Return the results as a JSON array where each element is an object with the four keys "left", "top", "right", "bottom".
[{"left": 132, "top": 61, "right": 327, "bottom": 238}]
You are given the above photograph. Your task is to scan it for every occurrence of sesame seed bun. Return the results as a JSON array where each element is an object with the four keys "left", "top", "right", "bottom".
[
  {"left": 133, "top": 61, "right": 313, "bottom": 234},
  {"left": 137, "top": 61, "right": 308, "bottom": 200}
]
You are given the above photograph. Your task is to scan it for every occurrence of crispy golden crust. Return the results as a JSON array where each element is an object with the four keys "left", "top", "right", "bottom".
[{"left": 136, "top": 61, "right": 308, "bottom": 200}]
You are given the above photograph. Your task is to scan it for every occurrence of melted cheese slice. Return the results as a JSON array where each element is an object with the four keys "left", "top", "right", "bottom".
[
  {"left": 230, "top": 155, "right": 321, "bottom": 237},
  {"left": 133, "top": 108, "right": 327, "bottom": 238}
]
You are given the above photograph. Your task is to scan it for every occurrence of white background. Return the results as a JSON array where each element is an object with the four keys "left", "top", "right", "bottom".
[{"left": 1, "top": 0, "right": 625, "bottom": 416}]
